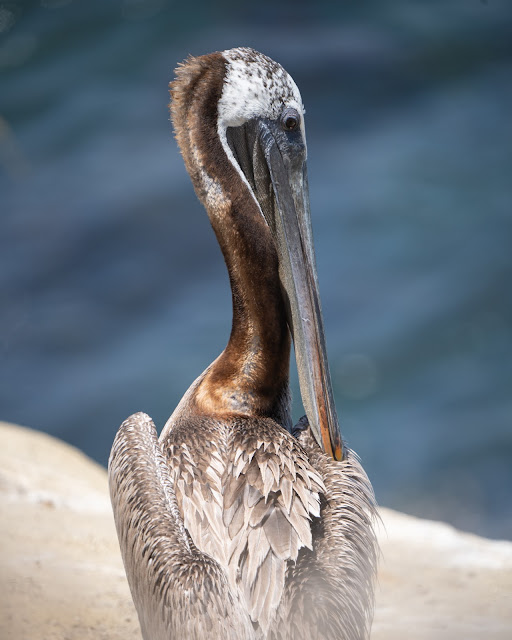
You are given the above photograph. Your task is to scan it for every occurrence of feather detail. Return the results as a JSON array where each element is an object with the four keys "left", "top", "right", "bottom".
[
  {"left": 163, "top": 414, "right": 325, "bottom": 634},
  {"left": 221, "top": 417, "right": 324, "bottom": 632},
  {"left": 108, "top": 412, "right": 255, "bottom": 640}
]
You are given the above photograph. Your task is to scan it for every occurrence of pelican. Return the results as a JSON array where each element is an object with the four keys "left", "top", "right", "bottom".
[{"left": 108, "top": 47, "right": 377, "bottom": 640}]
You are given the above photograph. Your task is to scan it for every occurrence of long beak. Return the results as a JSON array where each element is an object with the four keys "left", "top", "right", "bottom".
[{"left": 257, "top": 122, "right": 343, "bottom": 461}]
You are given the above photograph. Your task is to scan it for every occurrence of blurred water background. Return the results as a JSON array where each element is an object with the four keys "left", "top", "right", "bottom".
[{"left": 1, "top": 0, "right": 511, "bottom": 539}]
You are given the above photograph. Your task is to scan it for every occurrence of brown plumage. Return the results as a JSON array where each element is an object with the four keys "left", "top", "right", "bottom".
[{"left": 109, "top": 47, "right": 378, "bottom": 640}]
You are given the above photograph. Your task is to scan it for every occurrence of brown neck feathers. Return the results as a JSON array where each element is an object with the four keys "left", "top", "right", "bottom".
[{"left": 170, "top": 53, "right": 291, "bottom": 422}]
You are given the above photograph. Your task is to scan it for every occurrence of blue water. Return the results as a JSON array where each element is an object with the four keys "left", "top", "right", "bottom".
[{"left": 1, "top": 0, "right": 512, "bottom": 539}]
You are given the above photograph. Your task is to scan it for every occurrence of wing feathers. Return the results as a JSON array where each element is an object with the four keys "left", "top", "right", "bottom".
[
  {"left": 246, "top": 527, "right": 270, "bottom": 586},
  {"left": 222, "top": 418, "right": 324, "bottom": 632},
  {"left": 108, "top": 412, "right": 255, "bottom": 640},
  {"left": 265, "top": 509, "right": 292, "bottom": 560},
  {"left": 163, "top": 415, "right": 325, "bottom": 634},
  {"left": 250, "top": 551, "right": 272, "bottom": 621}
]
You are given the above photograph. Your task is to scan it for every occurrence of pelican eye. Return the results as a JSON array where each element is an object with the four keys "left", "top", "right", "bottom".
[{"left": 281, "top": 108, "right": 300, "bottom": 132}]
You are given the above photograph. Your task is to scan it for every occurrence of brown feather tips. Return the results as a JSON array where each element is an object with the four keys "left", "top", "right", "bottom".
[
  {"left": 108, "top": 413, "right": 255, "bottom": 640},
  {"left": 164, "top": 414, "right": 326, "bottom": 635},
  {"left": 285, "top": 425, "right": 379, "bottom": 640}
]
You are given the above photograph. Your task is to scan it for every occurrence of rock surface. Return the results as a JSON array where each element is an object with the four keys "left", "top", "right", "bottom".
[{"left": 1, "top": 421, "right": 510, "bottom": 639}]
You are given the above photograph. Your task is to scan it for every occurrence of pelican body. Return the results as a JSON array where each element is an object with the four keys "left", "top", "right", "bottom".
[{"left": 109, "top": 48, "right": 377, "bottom": 640}]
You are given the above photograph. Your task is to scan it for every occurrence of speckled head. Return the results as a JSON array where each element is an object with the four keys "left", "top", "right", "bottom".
[
  {"left": 170, "top": 47, "right": 307, "bottom": 205},
  {"left": 218, "top": 47, "right": 306, "bottom": 143}
]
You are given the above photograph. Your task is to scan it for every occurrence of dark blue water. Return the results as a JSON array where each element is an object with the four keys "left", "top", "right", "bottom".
[{"left": 1, "top": 0, "right": 512, "bottom": 539}]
